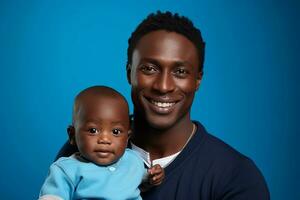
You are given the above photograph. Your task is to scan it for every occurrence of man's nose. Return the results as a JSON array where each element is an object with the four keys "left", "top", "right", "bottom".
[
  {"left": 97, "top": 133, "right": 111, "bottom": 144},
  {"left": 153, "top": 71, "right": 175, "bottom": 94}
]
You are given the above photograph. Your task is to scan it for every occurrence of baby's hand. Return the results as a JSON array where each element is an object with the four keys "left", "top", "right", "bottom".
[{"left": 148, "top": 164, "right": 164, "bottom": 186}]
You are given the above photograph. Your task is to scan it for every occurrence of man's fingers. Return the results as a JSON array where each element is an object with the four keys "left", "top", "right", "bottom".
[{"left": 149, "top": 164, "right": 163, "bottom": 175}]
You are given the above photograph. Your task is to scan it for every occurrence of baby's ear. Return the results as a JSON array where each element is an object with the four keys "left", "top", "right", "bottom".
[
  {"left": 67, "top": 125, "right": 76, "bottom": 145},
  {"left": 127, "top": 130, "right": 132, "bottom": 140}
]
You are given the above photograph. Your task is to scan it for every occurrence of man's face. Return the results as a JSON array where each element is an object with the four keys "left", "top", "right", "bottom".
[
  {"left": 128, "top": 30, "right": 202, "bottom": 129},
  {"left": 73, "top": 96, "right": 130, "bottom": 166}
]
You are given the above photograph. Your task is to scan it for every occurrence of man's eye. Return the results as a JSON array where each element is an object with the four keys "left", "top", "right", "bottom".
[
  {"left": 140, "top": 65, "right": 157, "bottom": 74},
  {"left": 88, "top": 128, "right": 98, "bottom": 134},
  {"left": 176, "top": 68, "right": 187, "bottom": 74},
  {"left": 112, "top": 129, "right": 121, "bottom": 136},
  {"left": 174, "top": 68, "right": 188, "bottom": 77}
]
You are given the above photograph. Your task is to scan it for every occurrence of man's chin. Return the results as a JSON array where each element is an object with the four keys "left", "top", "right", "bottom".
[
  {"left": 146, "top": 115, "right": 177, "bottom": 131},
  {"left": 134, "top": 106, "right": 180, "bottom": 130}
]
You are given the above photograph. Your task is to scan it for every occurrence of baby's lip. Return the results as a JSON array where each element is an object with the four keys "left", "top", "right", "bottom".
[
  {"left": 94, "top": 149, "right": 113, "bottom": 153},
  {"left": 94, "top": 149, "right": 113, "bottom": 158}
]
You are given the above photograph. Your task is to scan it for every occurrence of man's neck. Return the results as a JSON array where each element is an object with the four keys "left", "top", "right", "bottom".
[{"left": 131, "top": 112, "right": 195, "bottom": 161}]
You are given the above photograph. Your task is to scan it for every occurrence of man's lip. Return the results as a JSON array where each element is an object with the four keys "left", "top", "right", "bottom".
[
  {"left": 150, "top": 99, "right": 176, "bottom": 108},
  {"left": 144, "top": 96, "right": 179, "bottom": 113},
  {"left": 145, "top": 96, "right": 179, "bottom": 104}
]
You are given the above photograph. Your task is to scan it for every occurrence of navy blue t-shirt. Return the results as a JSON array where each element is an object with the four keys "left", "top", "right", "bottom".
[{"left": 141, "top": 121, "right": 270, "bottom": 200}]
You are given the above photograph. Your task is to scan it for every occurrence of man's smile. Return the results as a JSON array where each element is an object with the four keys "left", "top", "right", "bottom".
[
  {"left": 150, "top": 99, "right": 176, "bottom": 108},
  {"left": 143, "top": 96, "right": 180, "bottom": 114}
]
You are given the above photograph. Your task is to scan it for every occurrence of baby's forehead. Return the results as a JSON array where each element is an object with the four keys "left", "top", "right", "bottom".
[
  {"left": 79, "top": 86, "right": 126, "bottom": 102},
  {"left": 75, "top": 94, "right": 129, "bottom": 118},
  {"left": 72, "top": 86, "right": 129, "bottom": 123},
  {"left": 79, "top": 93, "right": 127, "bottom": 108}
]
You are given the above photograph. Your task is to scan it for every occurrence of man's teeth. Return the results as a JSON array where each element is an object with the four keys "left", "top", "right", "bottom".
[{"left": 151, "top": 100, "right": 175, "bottom": 108}]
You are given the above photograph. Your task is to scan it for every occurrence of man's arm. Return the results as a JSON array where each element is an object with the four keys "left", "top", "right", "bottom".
[{"left": 218, "top": 158, "right": 270, "bottom": 200}]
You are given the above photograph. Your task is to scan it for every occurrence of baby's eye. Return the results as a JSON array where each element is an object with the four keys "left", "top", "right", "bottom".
[
  {"left": 88, "top": 128, "right": 98, "bottom": 134},
  {"left": 112, "top": 129, "right": 122, "bottom": 136}
]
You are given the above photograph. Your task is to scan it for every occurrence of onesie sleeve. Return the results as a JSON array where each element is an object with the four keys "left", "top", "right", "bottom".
[
  {"left": 39, "top": 163, "right": 75, "bottom": 200},
  {"left": 218, "top": 158, "right": 270, "bottom": 200}
]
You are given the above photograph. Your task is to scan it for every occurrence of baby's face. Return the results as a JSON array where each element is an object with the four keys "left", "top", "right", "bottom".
[{"left": 74, "top": 96, "right": 130, "bottom": 166}]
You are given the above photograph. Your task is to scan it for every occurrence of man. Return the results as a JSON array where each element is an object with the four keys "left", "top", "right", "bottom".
[{"left": 58, "top": 11, "right": 270, "bottom": 199}]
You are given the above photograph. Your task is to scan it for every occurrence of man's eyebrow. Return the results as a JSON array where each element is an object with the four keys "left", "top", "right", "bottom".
[
  {"left": 173, "top": 60, "right": 194, "bottom": 67},
  {"left": 139, "top": 57, "right": 161, "bottom": 65},
  {"left": 141, "top": 57, "right": 194, "bottom": 67}
]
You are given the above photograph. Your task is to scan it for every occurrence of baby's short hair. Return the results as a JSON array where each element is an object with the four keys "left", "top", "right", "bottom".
[{"left": 72, "top": 86, "right": 129, "bottom": 125}]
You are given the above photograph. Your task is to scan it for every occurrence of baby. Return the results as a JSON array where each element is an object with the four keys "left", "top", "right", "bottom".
[{"left": 39, "top": 86, "right": 164, "bottom": 200}]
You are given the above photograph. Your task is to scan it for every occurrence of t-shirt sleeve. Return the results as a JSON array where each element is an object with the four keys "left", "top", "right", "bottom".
[
  {"left": 39, "top": 163, "right": 75, "bottom": 200},
  {"left": 218, "top": 158, "right": 270, "bottom": 200}
]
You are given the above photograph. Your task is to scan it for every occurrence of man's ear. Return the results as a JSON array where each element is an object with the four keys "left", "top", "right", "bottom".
[
  {"left": 126, "top": 64, "right": 132, "bottom": 84},
  {"left": 196, "top": 71, "right": 203, "bottom": 91},
  {"left": 67, "top": 125, "right": 76, "bottom": 146}
]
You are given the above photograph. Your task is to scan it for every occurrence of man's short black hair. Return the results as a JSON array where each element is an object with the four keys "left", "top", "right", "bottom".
[{"left": 127, "top": 11, "right": 205, "bottom": 73}]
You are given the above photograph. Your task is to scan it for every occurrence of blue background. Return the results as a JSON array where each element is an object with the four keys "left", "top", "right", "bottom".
[{"left": 0, "top": 0, "right": 299, "bottom": 199}]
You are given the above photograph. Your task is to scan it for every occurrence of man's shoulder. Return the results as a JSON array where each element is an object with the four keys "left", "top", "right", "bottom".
[
  {"left": 205, "top": 133, "right": 259, "bottom": 174},
  {"left": 180, "top": 121, "right": 270, "bottom": 199},
  {"left": 206, "top": 132, "right": 248, "bottom": 161},
  {"left": 193, "top": 121, "right": 266, "bottom": 182},
  {"left": 193, "top": 121, "right": 257, "bottom": 170}
]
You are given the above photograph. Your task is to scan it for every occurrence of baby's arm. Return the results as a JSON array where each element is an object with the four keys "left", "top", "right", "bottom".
[
  {"left": 39, "top": 163, "right": 74, "bottom": 200},
  {"left": 140, "top": 164, "right": 164, "bottom": 192},
  {"left": 147, "top": 164, "right": 164, "bottom": 186}
]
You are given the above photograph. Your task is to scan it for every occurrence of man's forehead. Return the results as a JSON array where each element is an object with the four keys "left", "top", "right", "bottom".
[
  {"left": 133, "top": 30, "right": 199, "bottom": 66},
  {"left": 136, "top": 30, "right": 193, "bottom": 46}
]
